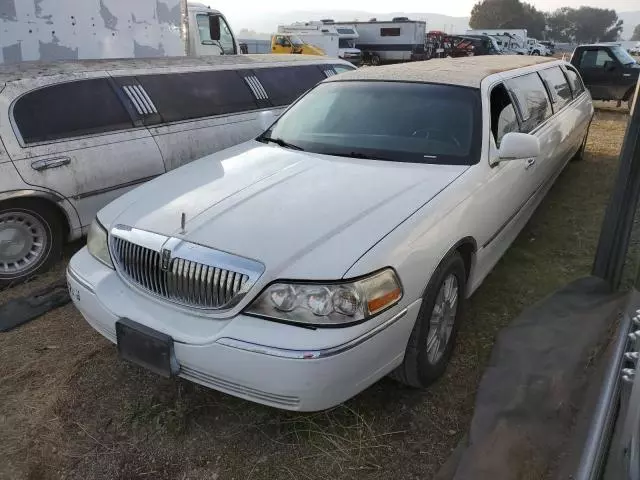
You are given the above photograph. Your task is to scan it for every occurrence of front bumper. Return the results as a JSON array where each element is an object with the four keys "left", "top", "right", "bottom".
[{"left": 67, "top": 248, "right": 420, "bottom": 411}]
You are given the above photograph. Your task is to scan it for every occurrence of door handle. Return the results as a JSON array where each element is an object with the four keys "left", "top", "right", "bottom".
[
  {"left": 525, "top": 158, "right": 536, "bottom": 170},
  {"left": 31, "top": 156, "right": 71, "bottom": 171}
]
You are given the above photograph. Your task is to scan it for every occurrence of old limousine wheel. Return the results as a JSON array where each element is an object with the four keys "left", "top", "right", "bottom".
[
  {"left": 0, "top": 200, "right": 62, "bottom": 288},
  {"left": 390, "top": 252, "right": 467, "bottom": 388}
]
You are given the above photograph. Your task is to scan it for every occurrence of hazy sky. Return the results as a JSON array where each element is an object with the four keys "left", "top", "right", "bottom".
[{"left": 224, "top": 0, "right": 638, "bottom": 22}]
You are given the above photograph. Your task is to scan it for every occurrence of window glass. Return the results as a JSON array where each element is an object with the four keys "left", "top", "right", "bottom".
[
  {"left": 253, "top": 66, "right": 326, "bottom": 107},
  {"left": 610, "top": 45, "right": 637, "bottom": 65},
  {"left": 333, "top": 64, "right": 357, "bottom": 73},
  {"left": 579, "top": 48, "right": 615, "bottom": 68},
  {"left": 196, "top": 14, "right": 236, "bottom": 54},
  {"left": 539, "top": 67, "right": 572, "bottom": 111},
  {"left": 381, "top": 28, "right": 401, "bottom": 37},
  {"left": 564, "top": 65, "right": 586, "bottom": 97},
  {"left": 13, "top": 78, "right": 133, "bottom": 144},
  {"left": 339, "top": 38, "right": 356, "bottom": 49},
  {"left": 505, "top": 73, "right": 553, "bottom": 133},
  {"left": 137, "top": 70, "right": 258, "bottom": 123},
  {"left": 262, "top": 81, "right": 482, "bottom": 166},
  {"left": 490, "top": 84, "right": 519, "bottom": 147}
]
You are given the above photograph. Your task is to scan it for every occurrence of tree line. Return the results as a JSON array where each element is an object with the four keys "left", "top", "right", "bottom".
[{"left": 469, "top": 0, "right": 632, "bottom": 43}]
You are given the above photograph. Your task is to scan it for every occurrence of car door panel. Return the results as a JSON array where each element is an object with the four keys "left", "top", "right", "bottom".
[{"left": 0, "top": 73, "right": 165, "bottom": 228}]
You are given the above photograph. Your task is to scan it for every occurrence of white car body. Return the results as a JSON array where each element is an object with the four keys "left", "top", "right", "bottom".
[{"left": 68, "top": 56, "right": 594, "bottom": 411}]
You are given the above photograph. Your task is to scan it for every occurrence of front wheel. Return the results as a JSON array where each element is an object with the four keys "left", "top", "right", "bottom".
[
  {"left": 390, "top": 252, "right": 467, "bottom": 387},
  {"left": 531, "top": 50, "right": 540, "bottom": 56},
  {"left": 0, "top": 199, "right": 63, "bottom": 288}
]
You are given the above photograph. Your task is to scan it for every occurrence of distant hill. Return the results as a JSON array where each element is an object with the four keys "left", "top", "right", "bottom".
[{"left": 236, "top": 9, "right": 640, "bottom": 41}]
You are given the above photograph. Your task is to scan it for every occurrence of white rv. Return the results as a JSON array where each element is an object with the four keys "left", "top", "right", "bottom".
[
  {"left": 0, "top": 1, "right": 240, "bottom": 64},
  {"left": 277, "top": 22, "right": 362, "bottom": 64},
  {"left": 333, "top": 17, "right": 427, "bottom": 65}
]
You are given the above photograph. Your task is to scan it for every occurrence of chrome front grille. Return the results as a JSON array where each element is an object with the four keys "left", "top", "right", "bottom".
[{"left": 109, "top": 226, "right": 264, "bottom": 310}]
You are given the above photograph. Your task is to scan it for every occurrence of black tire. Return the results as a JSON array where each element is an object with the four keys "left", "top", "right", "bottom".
[
  {"left": 371, "top": 54, "right": 381, "bottom": 66},
  {"left": 0, "top": 199, "right": 63, "bottom": 289},
  {"left": 532, "top": 50, "right": 540, "bottom": 56},
  {"left": 390, "top": 252, "right": 467, "bottom": 388}
]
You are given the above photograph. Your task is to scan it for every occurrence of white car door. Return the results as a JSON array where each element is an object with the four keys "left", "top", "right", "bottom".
[{"left": 0, "top": 74, "right": 165, "bottom": 228}]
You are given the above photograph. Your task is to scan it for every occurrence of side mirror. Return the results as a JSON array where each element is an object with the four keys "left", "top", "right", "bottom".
[
  {"left": 257, "top": 111, "right": 277, "bottom": 132},
  {"left": 209, "top": 16, "right": 221, "bottom": 41},
  {"left": 497, "top": 132, "right": 540, "bottom": 163}
]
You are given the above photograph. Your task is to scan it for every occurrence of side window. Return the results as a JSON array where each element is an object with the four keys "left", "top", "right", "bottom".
[
  {"left": 579, "top": 48, "right": 615, "bottom": 68},
  {"left": 196, "top": 14, "right": 236, "bottom": 54},
  {"left": 563, "top": 65, "right": 586, "bottom": 98},
  {"left": 538, "top": 67, "right": 572, "bottom": 111},
  {"left": 13, "top": 78, "right": 133, "bottom": 144},
  {"left": 137, "top": 70, "right": 258, "bottom": 123},
  {"left": 381, "top": 28, "right": 401, "bottom": 37},
  {"left": 253, "top": 66, "right": 326, "bottom": 107},
  {"left": 275, "top": 35, "right": 290, "bottom": 47},
  {"left": 490, "top": 83, "right": 519, "bottom": 147},
  {"left": 505, "top": 73, "right": 553, "bottom": 133},
  {"left": 333, "top": 64, "right": 357, "bottom": 74}
]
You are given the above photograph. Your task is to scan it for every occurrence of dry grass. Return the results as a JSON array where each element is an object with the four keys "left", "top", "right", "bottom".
[{"left": 0, "top": 109, "right": 630, "bottom": 480}]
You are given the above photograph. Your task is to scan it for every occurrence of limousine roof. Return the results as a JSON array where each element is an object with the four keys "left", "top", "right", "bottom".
[
  {"left": 0, "top": 54, "right": 340, "bottom": 85},
  {"left": 325, "top": 55, "right": 557, "bottom": 88}
]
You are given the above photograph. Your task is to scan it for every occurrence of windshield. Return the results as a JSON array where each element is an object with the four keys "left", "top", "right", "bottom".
[
  {"left": 290, "top": 35, "right": 305, "bottom": 46},
  {"left": 339, "top": 38, "right": 356, "bottom": 48},
  {"left": 610, "top": 45, "right": 637, "bottom": 65},
  {"left": 260, "top": 81, "right": 482, "bottom": 166}
]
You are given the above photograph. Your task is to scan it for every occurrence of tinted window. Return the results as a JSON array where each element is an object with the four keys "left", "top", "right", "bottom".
[
  {"left": 490, "top": 84, "right": 519, "bottom": 147},
  {"left": 579, "top": 48, "right": 615, "bottom": 68},
  {"left": 137, "top": 70, "right": 258, "bottom": 123},
  {"left": 253, "top": 66, "right": 326, "bottom": 107},
  {"left": 261, "top": 81, "right": 482, "bottom": 166},
  {"left": 505, "top": 73, "right": 552, "bottom": 133},
  {"left": 539, "top": 67, "right": 572, "bottom": 111},
  {"left": 564, "top": 65, "right": 586, "bottom": 97},
  {"left": 381, "top": 28, "right": 401, "bottom": 37},
  {"left": 14, "top": 78, "right": 133, "bottom": 144}
]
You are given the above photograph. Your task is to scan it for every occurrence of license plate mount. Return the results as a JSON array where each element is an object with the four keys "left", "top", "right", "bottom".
[{"left": 116, "top": 318, "right": 179, "bottom": 378}]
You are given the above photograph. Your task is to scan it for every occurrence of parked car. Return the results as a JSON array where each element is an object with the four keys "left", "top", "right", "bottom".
[
  {"left": 67, "top": 56, "right": 593, "bottom": 411},
  {"left": 0, "top": 55, "right": 355, "bottom": 287},
  {"left": 570, "top": 43, "right": 639, "bottom": 110}
]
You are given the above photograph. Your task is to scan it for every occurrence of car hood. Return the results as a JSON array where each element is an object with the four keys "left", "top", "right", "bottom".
[{"left": 99, "top": 141, "right": 468, "bottom": 279}]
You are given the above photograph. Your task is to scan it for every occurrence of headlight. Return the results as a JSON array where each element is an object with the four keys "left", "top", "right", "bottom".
[
  {"left": 87, "top": 219, "right": 114, "bottom": 269},
  {"left": 245, "top": 269, "right": 402, "bottom": 326}
]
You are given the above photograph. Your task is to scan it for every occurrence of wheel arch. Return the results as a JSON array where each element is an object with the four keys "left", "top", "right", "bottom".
[
  {"left": 623, "top": 85, "right": 637, "bottom": 101},
  {"left": 0, "top": 189, "right": 73, "bottom": 240}
]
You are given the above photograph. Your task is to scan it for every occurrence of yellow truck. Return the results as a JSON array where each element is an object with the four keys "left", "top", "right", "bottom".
[{"left": 270, "top": 34, "right": 326, "bottom": 55}]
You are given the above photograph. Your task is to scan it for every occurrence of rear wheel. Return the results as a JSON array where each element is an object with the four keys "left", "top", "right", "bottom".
[
  {"left": 390, "top": 252, "right": 466, "bottom": 387},
  {"left": 532, "top": 50, "right": 540, "bottom": 56},
  {"left": 0, "top": 199, "right": 63, "bottom": 288},
  {"left": 371, "top": 54, "right": 381, "bottom": 66}
]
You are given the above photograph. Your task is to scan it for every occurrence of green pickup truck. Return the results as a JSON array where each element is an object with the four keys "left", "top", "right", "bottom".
[{"left": 570, "top": 43, "right": 639, "bottom": 110}]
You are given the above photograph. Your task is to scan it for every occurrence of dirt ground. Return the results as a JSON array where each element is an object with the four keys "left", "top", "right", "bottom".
[{"left": 0, "top": 107, "right": 630, "bottom": 480}]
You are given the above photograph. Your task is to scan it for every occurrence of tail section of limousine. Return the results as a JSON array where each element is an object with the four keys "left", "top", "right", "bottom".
[{"left": 0, "top": 54, "right": 356, "bottom": 287}]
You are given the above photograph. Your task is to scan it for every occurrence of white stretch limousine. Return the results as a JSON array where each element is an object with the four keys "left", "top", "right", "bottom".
[
  {"left": 68, "top": 56, "right": 593, "bottom": 411},
  {"left": 0, "top": 55, "right": 355, "bottom": 286}
]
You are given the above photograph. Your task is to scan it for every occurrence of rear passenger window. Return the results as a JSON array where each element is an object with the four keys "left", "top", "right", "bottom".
[
  {"left": 538, "top": 67, "right": 572, "bottom": 111},
  {"left": 137, "top": 70, "right": 258, "bottom": 123},
  {"left": 564, "top": 66, "right": 586, "bottom": 98},
  {"left": 254, "top": 66, "right": 327, "bottom": 107},
  {"left": 13, "top": 78, "right": 133, "bottom": 144},
  {"left": 333, "top": 64, "right": 357, "bottom": 74},
  {"left": 505, "top": 73, "right": 552, "bottom": 133}
]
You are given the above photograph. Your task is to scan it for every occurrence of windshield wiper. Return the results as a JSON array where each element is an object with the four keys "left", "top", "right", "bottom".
[
  {"left": 325, "top": 151, "right": 392, "bottom": 161},
  {"left": 259, "top": 136, "right": 304, "bottom": 151}
]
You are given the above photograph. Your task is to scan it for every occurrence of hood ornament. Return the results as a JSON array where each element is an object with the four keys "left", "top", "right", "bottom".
[{"left": 180, "top": 212, "right": 186, "bottom": 234}]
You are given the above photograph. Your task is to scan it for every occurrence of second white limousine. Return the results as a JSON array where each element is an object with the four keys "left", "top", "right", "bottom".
[{"left": 68, "top": 56, "right": 593, "bottom": 411}]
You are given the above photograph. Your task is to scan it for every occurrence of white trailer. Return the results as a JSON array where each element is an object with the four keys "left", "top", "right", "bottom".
[
  {"left": 333, "top": 18, "right": 427, "bottom": 65},
  {"left": 0, "top": 1, "right": 240, "bottom": 64},
  {"left": 277, "top": 22, "right": 362, "bottom": 64}
]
